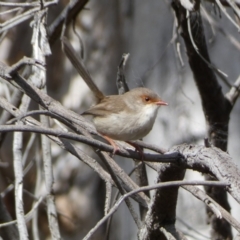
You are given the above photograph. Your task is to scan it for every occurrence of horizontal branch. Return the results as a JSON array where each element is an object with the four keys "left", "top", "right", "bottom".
[
  {"left": 0, "top": 124, "right": 181, "bottom": 162},
  {"left": 0, "top": 1, "right": 57, "bottom": 8}
]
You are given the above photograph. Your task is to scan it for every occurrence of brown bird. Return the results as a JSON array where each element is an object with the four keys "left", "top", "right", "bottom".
[
  {"left": 62, "top": 37, "right": 168, "bottom": 153},
  {"left": 83, "top": 87, "right": 168, "bottom": 153}
]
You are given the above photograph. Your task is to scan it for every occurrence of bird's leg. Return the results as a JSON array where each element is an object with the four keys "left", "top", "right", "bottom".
[
  {"left": 101, "top": 134, "right": 119, "bottom": 155},
  {"left": 126, "top": 141, "right": 144, "bottom": 160}
]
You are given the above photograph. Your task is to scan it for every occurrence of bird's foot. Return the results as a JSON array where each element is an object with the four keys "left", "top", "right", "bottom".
[
  {"left": 126, "top": 141, "right": 144, "bottom": 160},
  {"left": 102, "top": 134, "right": 119, "bottom": 155}
]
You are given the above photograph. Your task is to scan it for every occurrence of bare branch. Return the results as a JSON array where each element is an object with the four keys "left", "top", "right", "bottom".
[
  {"left": 225, "top": 75, "right": 240, "bottom": 105},
  {"left": 116, "top": 53, "right": 130, "bottom": 95},
  {"left": 13, "top": 129, "right": 29, "bottom": 239},
  {"left": 98, "top": 151, "right": 142, "bottom": 229},
  {"left": 83, "top": 180, "right": 228, "bottom": 240},
  {"left": 48, "top": 0, "right": 89, "bottom": 45},
  {"left": 0, "top": 124, "right": 182, "bottom": 163},
  {"left": 0, "top": 1, "right": 57, "bottom": 8},
  {"left": 0, "top": 97, "right": 114, "bottom": 187},
  {"left": 215, "top": 0, "right": 240, "bottom": 31},
  {"left": 183, "top": 185, "right": 240, "bottom": 233},
  {"left": 170, "top": 144, "right": 240, "bottom": 204},
  {"left": 0, "top": 7, "right": 39, "bottom": 33}
]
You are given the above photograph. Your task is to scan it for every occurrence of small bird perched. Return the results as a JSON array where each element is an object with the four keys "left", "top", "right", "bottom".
[
  {"left": 62, "top": 37, "right": 168, "bottom": 153},
  {"left": 83, "top": 87, "right": 168, "bottom": 153}
]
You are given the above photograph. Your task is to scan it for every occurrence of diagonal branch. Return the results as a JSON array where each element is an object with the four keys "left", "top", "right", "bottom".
[{"left": 48, "top": 0, "right": 89, "bottom": 45}]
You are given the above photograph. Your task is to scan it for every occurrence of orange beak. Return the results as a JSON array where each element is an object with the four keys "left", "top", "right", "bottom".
[{"left": 156, "top": 100, "right": 168, "bottom": 106}]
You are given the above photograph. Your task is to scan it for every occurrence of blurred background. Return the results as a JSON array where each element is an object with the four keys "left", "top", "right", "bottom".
[{"left": 0, "top": 0, "right": 240, "bottom": 239}]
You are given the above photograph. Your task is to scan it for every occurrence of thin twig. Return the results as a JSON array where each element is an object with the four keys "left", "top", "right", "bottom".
[
  {"left": 186, "top": 10, "right": 232, "bottom": 88},
  {"left": 215, "top": 0, "right": 240, "bottom": 31},
  {"left": 48, "top": 0, "right": 89, "bottom": 45},
  {"left": 0, "top": 7, "right": 22, "bottom": 16},
  {"left": 82, "top": 180, "right": 229, "bottom": 240},
  {"left": 116, "top": 53, "right": 130, "bottom": 95},
  {"left": 201, "top": 5, "right": 240, "bottom": 51},
  {"left": 106, "top": 162, "right": 143, "bottom": 240},
  {"left": 0, "top": 1, "right": 57, "bottom": 8},
  {"left": 183, "top": 185, "right": 240, "bottom": 233},
  {"left": 0, "top": 7, "right": 39, "bottom": 33},
  {"left": 0, "top": 196, "right": 44, "bottom": 228},
  {"left": 225, "top": 75, "right": 240, "bottom": 105},
  {"left": 98, "top": 151, "right": 142, "bottom": 229}
]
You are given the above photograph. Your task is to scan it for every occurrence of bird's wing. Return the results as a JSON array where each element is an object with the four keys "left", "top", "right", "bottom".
[{"left": 82, "top": 96, "right": 127, "bottom": 117}]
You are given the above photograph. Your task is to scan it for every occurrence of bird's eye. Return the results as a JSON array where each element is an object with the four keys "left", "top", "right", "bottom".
[{"left": 145, "top": 97, "right": 150, "bottom": 102}]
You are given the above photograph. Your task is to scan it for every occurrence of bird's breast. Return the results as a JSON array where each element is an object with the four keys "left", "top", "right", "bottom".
[{"left": 93, "top": 104, "right": 159, "bottom": 141}]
